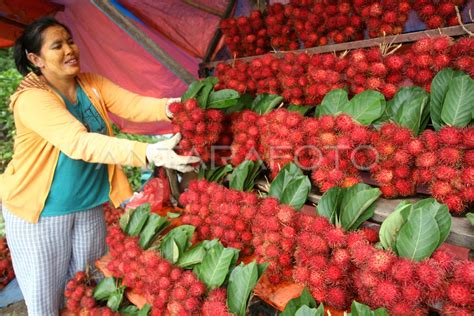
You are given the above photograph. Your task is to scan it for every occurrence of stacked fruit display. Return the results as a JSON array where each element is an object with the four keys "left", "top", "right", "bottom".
[
  {"left": 216, "top": 36, "right": 472, "bottom": 103},
  {"left": 0, "top": 237, "right": 13, "bottom": 290},
  {"left": 413, "top": 0, "right": 466, "bottom": 29},
  {"left": 103, "top": 202, "right": 124, "bottom": 227}
]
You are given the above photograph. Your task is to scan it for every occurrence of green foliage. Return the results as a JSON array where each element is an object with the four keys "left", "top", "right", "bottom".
[{"left": 0, "top": 48, "right": 22, "bottom": 172}]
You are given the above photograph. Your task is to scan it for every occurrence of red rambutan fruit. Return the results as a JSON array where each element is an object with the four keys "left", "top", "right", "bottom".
[
  {"left": 447, "top": 283, "right": 472, "bottom": 306},
  {"left": 374, "top": 280, "right": 399, "bottom": 307},
  {"left": 439, "top": 126, "right": 463, "bottom": 146}
]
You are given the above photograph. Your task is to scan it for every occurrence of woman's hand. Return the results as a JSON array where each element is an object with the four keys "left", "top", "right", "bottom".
[{"left": 145, "top": 133, "right": 200, "bottom": 172}]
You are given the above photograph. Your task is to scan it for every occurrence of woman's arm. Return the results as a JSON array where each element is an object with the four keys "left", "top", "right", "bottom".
[
  {"left": 15, "top": 89, "right": 148, "bottom": 167},
  {"left": 89, "top": 74, "right": 172, "bottom": 123}
]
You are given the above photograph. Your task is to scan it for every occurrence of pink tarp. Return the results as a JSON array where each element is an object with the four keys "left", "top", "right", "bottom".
[
  {"left": 118, "top": 0, "right": 230, "bottom": 58},
  {"left": 54, "top": 0, "right": 203, "bottom": 134}
]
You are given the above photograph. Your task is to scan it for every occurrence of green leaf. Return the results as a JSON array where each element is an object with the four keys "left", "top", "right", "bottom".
[
  {"left": 227, "top": 261, "right": 264, "bottom": 316},
  {"left": 430, "top": 68, "right": 465, "bottom": 130},
  {"left": 342, "top": 90, "right": 385, "bottom": 125},
  {"left": 107, "top": 288, "right": 125, "bottom": 312},
  {"left": 119, "top": 305, "right": 140, "bottom": 315},
  {"left": 467, "top": 213, "right": 474, "bottom": 226},
  {"left": 441, "top": 75, "right": 474, "bottom": 127},
  {"left": 281, "top": 288, "right": 317, "bottom": 316},
  {"left": 243, "top": 160, "right": 262, "bottom": 192},
  {"left": 251, "top": 94, "right": 284, "bottom": 114},
  {"left": 119, "top": 208, "right": 134, "bottom": 232},
  {"left": 203, "top": 76, "right": 219, "bottom": 86},
  {"left": 225, "top": 93, "right": 253, "bottom": 114},
  {"left": 340, "top": 184, "right": 381, "bottom": 231},
  {"left": 350, "top": 301, "right": 372, "bottom": 316},
  {"left": 177, "top": 243, "right": 207, "bottom": 268},
  {"left": 295, "top": 305, "right": 321, "bottom": 316},
  {"left": 379, "top": 201, "right": 412, "bottom": 251},
  {"left": 194, "top": 243, "right": 239, "bottom": 290},
  {"left": 413, "top": 198, "right": 451, "bottom": 247},
  {"left": 288, "top": 105, "right": 312, "bottom": 115},
  {"left": 280, "top": 175, "right": 311, "bottom": 210},
  {"left": 229, "top": 160, "right": 253, "bottom": 191},
  {"left": 208, "top": 89, "right": 240, "bottom": 109},
  {"left": 389, "top": 87, "right": 430, "bottom": 135},
  {"left": 196, "top": 83, "right": 214, "bottom": 109},
  {"left": 126, "top": 203, "right": 151, "bottom": 236},
  {"left": 182, "top": 81, "right": 205, "bottom": 101},
  {"left": 317, "top": 186, "right": 343, "bottom": 224},
  {"left": 269, "top": 162, "right": 303, "bottom": 199},
  {"left": 159, "top": 225, "right": 195, "bottom": 263},
  {"left": 396, "top": 208, "right": 441, "bottom": 261},
  {"left": 166, "top": 212, "right": 181, "bottom": 219},
  {"left": 139, "top": 214, "right": 169, "bottom": 249},
  {"left": 201, "top": 164, "right": 233, "bottom": 183},
  {"left": 373, "top": 308, "right": 389, "bottom": 316},
  {"left": 93, "top": 277, "right": 118, "bottom": 301},
  {"left": 316, "top": 89, "right": 350, "bottom": 117},
  {"left": 137, "top": 304, "right": 151, "bottom": 316}
]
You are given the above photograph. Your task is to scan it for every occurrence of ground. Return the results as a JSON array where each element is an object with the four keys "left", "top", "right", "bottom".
[{"left": 0, "top": 300, "right": 27, "bottom": 315}]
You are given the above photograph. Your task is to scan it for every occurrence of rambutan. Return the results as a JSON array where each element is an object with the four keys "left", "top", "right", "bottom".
[
  {"left": 416, "top": 152, "right": 437, "bottom": 168},
  {"left": 454, "top": 261, "right": 474, "bottom": 285},
  {"left": 448, "top": 283, "right": 472, "bottom": 306},
  {"left": 442, "top": 194, "right": 465, "bottom": 214},
  {"left": 431, "top": 181, "right": 453, "bottom": 198},
  {"left": 390, "top": 258, "right": 414, "bottom": 283},
  {"left": 325, "top": 227, "right": 347, "bottom": 248},
  {"left": 374, "top": 280, "right": 399, "bottom": 307},
  {"left": 439, "top": 126, "right": 462, "bottom": 146},
  {"left": 416, "top": 260, "right": 445, "bottom": 289},
  {"left": 326, "top": 286, "right": 348, "bottom": 310},
  {"left": 368, "top": 250, "right": 394, "bottom": 273},
  {"left": 402, "top": 284, "right": 422, "bottom": 303}
]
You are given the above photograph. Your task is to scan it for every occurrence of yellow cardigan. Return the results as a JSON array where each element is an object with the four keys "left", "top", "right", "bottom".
[{"left": 0, "top": 72, "right": 171, "bottom": 223}]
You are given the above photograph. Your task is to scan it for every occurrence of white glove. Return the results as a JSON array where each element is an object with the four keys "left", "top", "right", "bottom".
[
  {"left": 165, "top": 97, "right": 181, "bottom": 119},
  {"left": 146, "top": 133, "right": 200, "bottom": 173}
]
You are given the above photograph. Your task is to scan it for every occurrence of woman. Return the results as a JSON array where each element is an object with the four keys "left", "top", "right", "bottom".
[{"left": 0, "top": 17, "right": 198, "bottom": 315}]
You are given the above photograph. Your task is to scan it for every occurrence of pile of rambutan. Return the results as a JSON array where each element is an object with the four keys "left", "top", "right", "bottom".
[
  {"left": 310, "top": 114, "right": 365, "bottom": 192},
  {"left": 0, "top": 237, "right": 13, "bottom": 290},
  {"left": 288, "top": 0, "right": 328, "bottom": 48},
  {"left": 63, "top": 271, "right": 103, "bottom": 314},
  {"left": 220, "top": 10, "right": 270, "bottom": 58},
  {"left": 258, "top": 109, "right": 307, "bottom": 178},
  {"left": 450, "top": 37, "right": 474, "bottom": 77},
  {"left": 103, "top": 202, "right": 123, "bottom": 228},
  {"left": 319, "top": 0, "right": 365, "bottom": 44},
  {"left": 230, "top": 110, "right": 262, "bottom": 166},
  {"left": 370, "top": 122, "right": 416, "bottom": 198},
  {"left": 252, "top": 197, "right": 297, "bottom": 284},
  {"left": 405, "top": 36, "right": 454, "bottom": 92},
  {"left": 413, "top": 0, "right": 466, "bottom": 29},
  {"left": 105, "top": 226, "right": 207, "bottom": 314},
  {"left": 442, "top": 259, "right": 474, "bottom": 315},
  {"left": 306, "top": 52, "right": 349, "bottom": 104},
  {"left": 169, "top": 98, "right": 225, "bottom": 163},
  {"left": 413, "top": 126, "right": 473, "bottom": 214},
  {"left": 276, "top": 52, "right": 311, "bottom": 105},
  {"left": 265, "top": 2, "right": 300, "bottom": 51},
  {"left": 248, "top": 54, "right": 282, "bottom": 96},
  {"left": 179, "top": 179, "right": 258, "bottom": 256},
  {"left": 354, "top": 0, "right": 411, "bottom": 38}
]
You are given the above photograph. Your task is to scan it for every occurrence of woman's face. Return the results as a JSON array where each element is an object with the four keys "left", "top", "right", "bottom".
[{"left": 31, "top": 25, "right": 80, "bottom": 79}]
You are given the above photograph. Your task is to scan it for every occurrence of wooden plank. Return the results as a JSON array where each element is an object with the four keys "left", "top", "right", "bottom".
[
  {"left": 255, "top": 180, "right": 474, "bottom": 250},
  {"left": 200, "top": 23, "right": 474, "bottom": 69}
]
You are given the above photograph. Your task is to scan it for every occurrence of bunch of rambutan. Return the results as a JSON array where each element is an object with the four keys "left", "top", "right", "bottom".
[
  {"left": 405, "top": 36, "right": 454, "bottom": 92},
  {"left": 265, "top": 3, "right": 300, "bottom": 51},
  {"left": 293, "top": 213, "right": 357, "bottom": 310},
  {"left": 310, "top": 114, "right": 364, "bottom": 192},
  {"left": 103, "top": 202, "right": 123, "bottom": 228},
  {"left": 320, "top": 0, "right": 365, "bottom": 44},
  {"left": 258, "top": 109, "right": 307, "bottom": 178},
  {"left": 442, "top": 259, "right": 474, "bottom": 315},
  {"left": 289, "top": 0, "right": 328, "bottom": 48},
  {"left": 276, "top": 52, "right": 311, "bottom": 105},
  {"left": 252, "top": 197, "right": 297, "bottom": 284},
  {"left": 370, "top": 123, "right": 416, "bottom": 198},
  {"left": 220, "top": 10, "right": 270, "bottom": 58},
  {"left": 306, "top": 52, "right": 348, "bottom": 104},
  {"left": 355, "top": 0, "right": 411, "bottom": 38},
  {"left": 214, "top": 61, "right": 253, "bottom": 95},
  {"left": 450, "top": 37, "right": 474, "bottom": 77},
  {"left": 169, "top": 98, "right": 225, "bottom": 163},
  {"left": 179, "top": 179, "right": 258, "bottom": 255},
  {"left": 63, "top": 271, "right": 102, "bottom": 314},
  {"left": 105, "top": 226, "right": 207, "bottom": 314},
  {"left": 414, "top": 126, "right": 473, "bottom": 214},
  {"left": 413, "top": 0, "right": 466, "bottom": 29},
  {"left": 0, "top": 237, "right": 13, "bottom": 290},
  {"left": 230, "top": 110, "right": 262, "bottom": 166},
  {"left": 248, "top": 54, "right": 282, "bottom": 96}
]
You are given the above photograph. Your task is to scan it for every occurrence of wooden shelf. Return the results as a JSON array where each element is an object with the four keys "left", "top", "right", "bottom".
[
  {"left": 200, "top": 23, "right": 474, "bottom": 70},
  {"left": 255, "top": 180, "right": 474, "bottom": 251}
]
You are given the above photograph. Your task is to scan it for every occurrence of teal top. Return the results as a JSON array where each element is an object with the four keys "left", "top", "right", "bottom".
[{"left": 41, "top": 84, "right": 110, "bottom": 217}]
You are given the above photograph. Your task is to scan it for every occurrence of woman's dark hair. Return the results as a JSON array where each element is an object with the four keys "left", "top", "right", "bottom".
[{"left": 13, "top": 17, "right": 71, "bottom": 76}]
